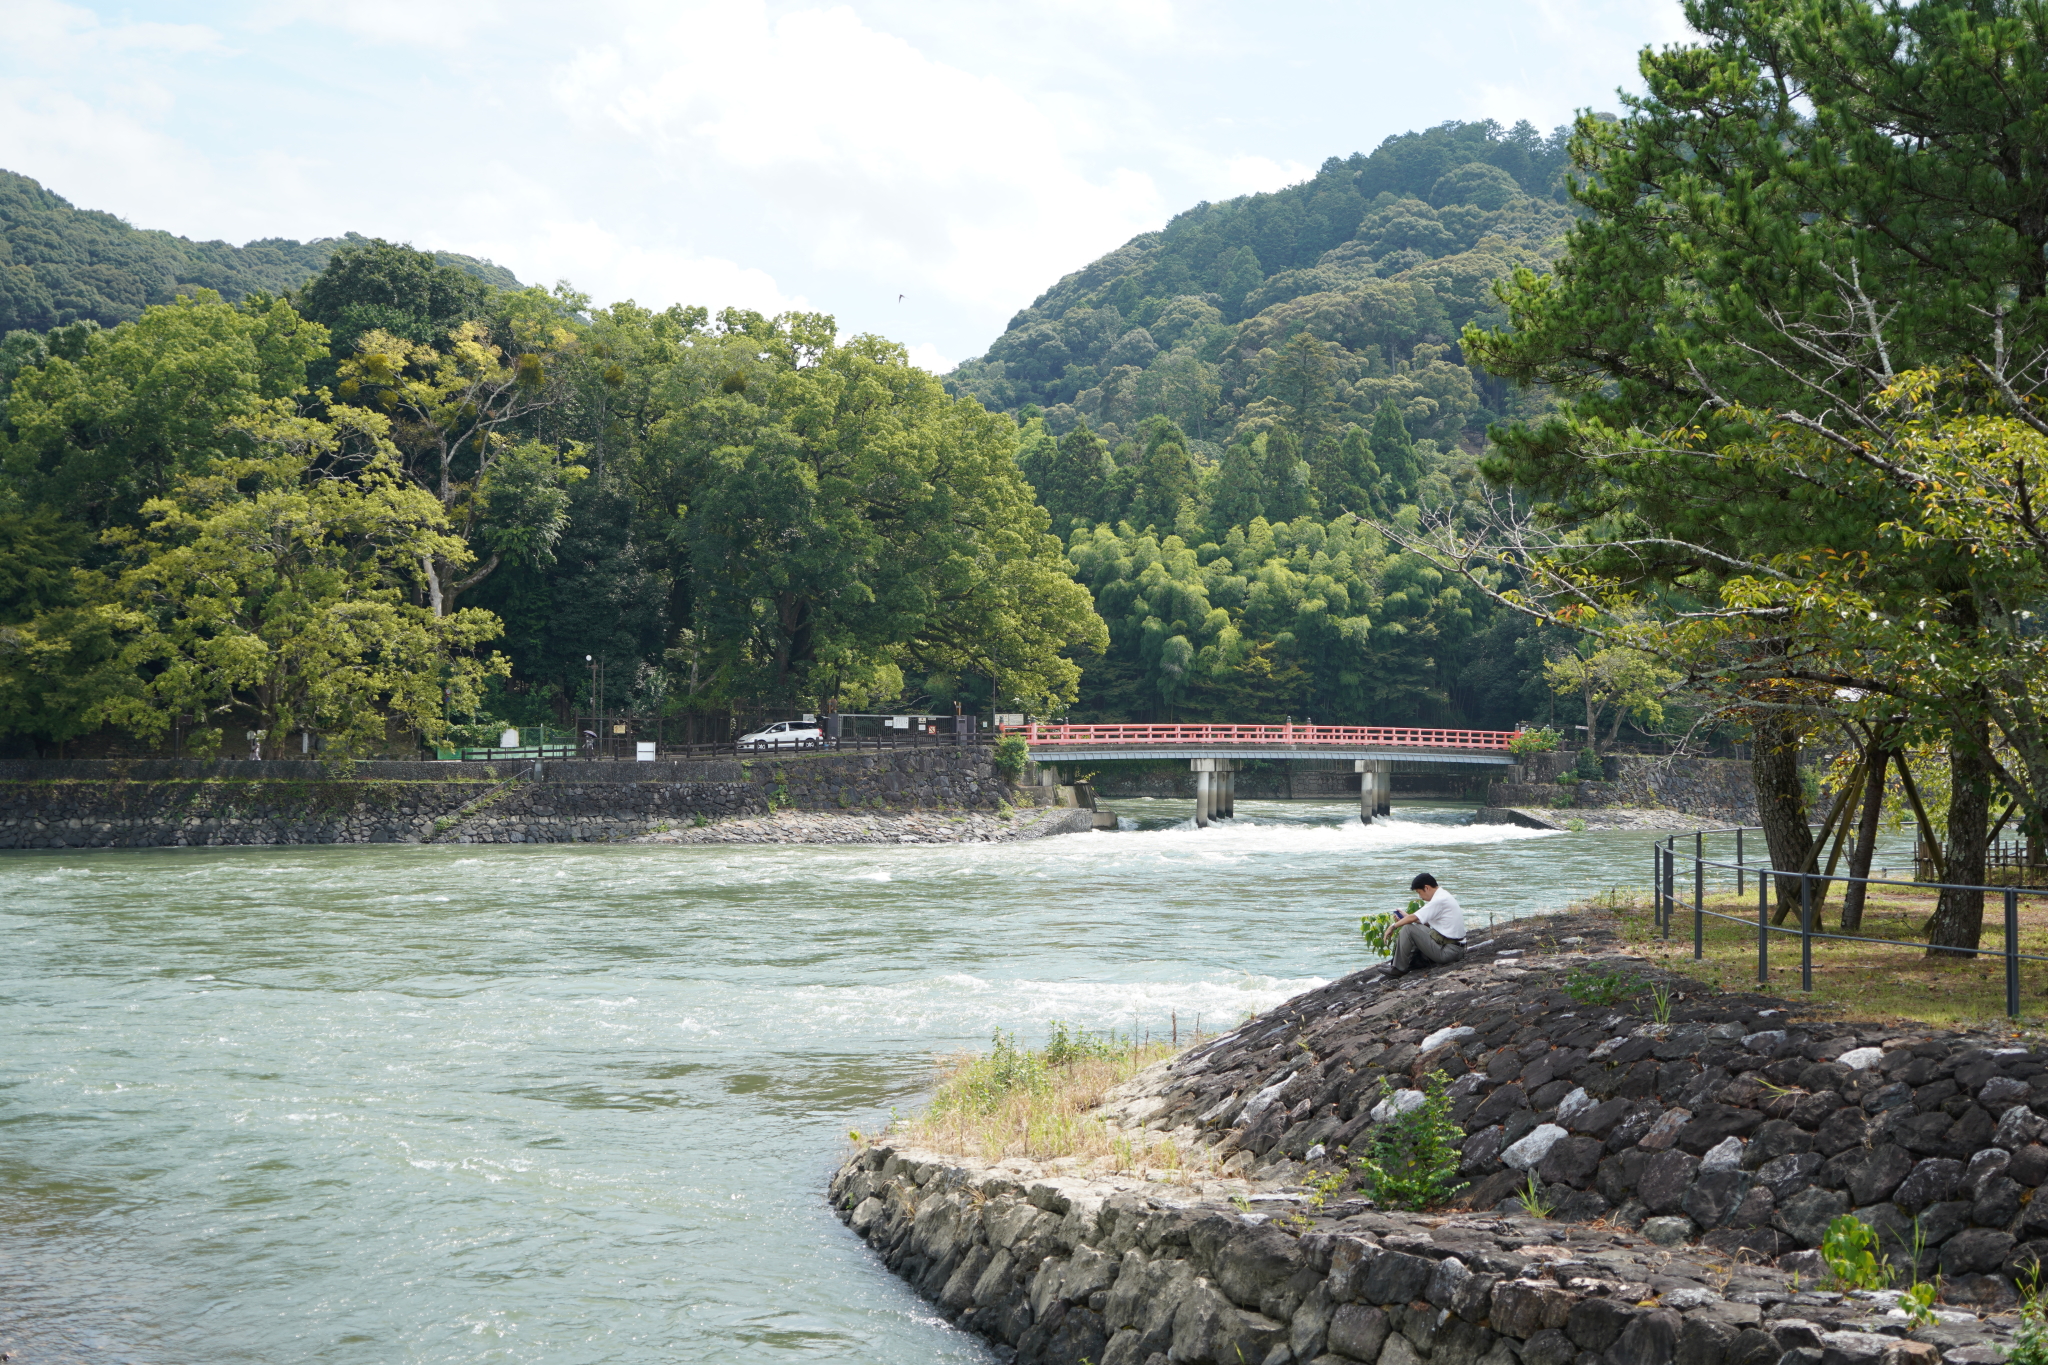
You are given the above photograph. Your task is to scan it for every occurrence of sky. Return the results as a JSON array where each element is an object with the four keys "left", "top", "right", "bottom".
[{"left": 0, "top": 0, "right": 1691, "bottom": 370}]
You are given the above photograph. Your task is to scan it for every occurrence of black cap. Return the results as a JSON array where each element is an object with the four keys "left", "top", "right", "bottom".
[{"left": 1410, "top": 873, "right": 1438, "bottom": 891}]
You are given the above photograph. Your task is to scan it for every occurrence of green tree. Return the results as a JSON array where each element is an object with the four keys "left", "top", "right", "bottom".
[
  {"left": 662, "top": 318, "right": 1104, "bottom": 712},
  {"left": 1369, "top": 398, "right": 1420, "bottom": 505},
  {"left": 88, "top": 403, "right": 505, "bottom": 757},
  {"left": 1033, "top": 420, "right": 1115, "bottom": 532},
  {"left": 1259, "top": 427, "right": 1318, "bottom": 523},
  {"left": 1131, "top": 416, "right": 1199, "bottom": 533},
  {"left": 295, "top": 238, "right": 493, "bottom": 358},
  {"left": 1463, "top": 0, "right": 2048, "bottom": 950},
  {"left": 336, "top": 319, "right": 583, "bottom": 614},
  {"left": 1, "top": 292, "right": 329, "bottom": 533}
]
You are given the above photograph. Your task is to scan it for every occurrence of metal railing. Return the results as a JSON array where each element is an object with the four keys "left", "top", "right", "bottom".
[
  {"left": 1651, "top": 826, "right": 2048, "bottom": 1017},
  {"left": 1008, "top": 722, "right": 1522, "bottom": 751},
  {"left": 657, "top": 729, "right": 992, "bottom": 760}
]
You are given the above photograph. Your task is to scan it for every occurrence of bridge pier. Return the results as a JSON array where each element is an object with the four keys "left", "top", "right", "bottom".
[
  {"left": 1190, "top": 758, "right": 1237, "bottom": 828},
  {"left": 1356, "top": 759, "right": 1391, "bottom": 820}
]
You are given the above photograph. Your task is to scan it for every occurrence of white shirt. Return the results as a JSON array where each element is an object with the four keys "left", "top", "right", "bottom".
[{"left": 1415, "top": 888, "right": 1464, "bottom": 941}]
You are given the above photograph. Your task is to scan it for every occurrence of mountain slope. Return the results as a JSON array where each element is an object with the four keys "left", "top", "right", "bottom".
[
  {"left": 0, "top": 170, "right": 520, "bottom": 334},
  {"left": 946, "top": 119, "right": 1578, "bottom": 453}
]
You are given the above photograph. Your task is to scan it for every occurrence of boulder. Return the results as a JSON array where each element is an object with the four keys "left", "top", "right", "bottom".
[
  {"left": 1639, "top": 1148, "right": 1701, "bottom": 1214},
  {"left": 1324, "top": 1303, "right": 1389, "bottom": 1362},
  {"left": 1775, "top": 1186, "right": 1850, "bottom": 1247},
  {"left": 1488, "top": 1280, "right": 1578, "bottom": 1338},
  {"left": 1941, "top": 1227, "right": 2017, "bottom": 1276},
  {"left": 1890, "top": 1157, "right": 1963, "bottom": 1212},
  {"left": 1820, "top": 1143, "right": 1914, "bottom": 1205},
  {"left": 1501, "top": 1123, "right": 1570, "bottom": 1171}
]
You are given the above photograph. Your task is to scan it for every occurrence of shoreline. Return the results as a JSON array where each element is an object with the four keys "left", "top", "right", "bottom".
[
  {"left": 833, "top": 909, "right": 2026, "bottom": 1363},
  {"left": 635, "top": 805, "right": 1096, "bottom": 845},
  {"left": 1477, "top": 804, "right": 1755, "bottom": 831}
]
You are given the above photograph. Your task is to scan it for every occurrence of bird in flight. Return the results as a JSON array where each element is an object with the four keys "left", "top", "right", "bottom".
[{"left": 897, "top": 294, "right": 904, "bottom": 303}]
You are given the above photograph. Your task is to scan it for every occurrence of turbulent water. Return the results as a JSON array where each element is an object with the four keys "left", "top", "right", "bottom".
[{"left": 2, "top": 800, "right": 1668, "bottom": 1364}]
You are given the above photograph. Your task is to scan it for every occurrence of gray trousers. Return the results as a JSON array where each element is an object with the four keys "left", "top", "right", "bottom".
[{"left": 1391, "top": 922, "right": 1465, "bottom": 974}]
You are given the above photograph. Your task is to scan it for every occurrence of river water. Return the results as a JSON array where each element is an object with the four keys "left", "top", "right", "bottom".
[{"left": 2, "top": 800, "right": 1669, "bottom": 1364}]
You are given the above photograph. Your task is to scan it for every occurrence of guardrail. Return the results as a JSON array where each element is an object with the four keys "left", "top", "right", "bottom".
[
  {"left": 1008, "top": 722, "right": 1521, "bottom": 750},
  {"left": 1652, "top": 825, "right": 2048, "bottom": 1017}
]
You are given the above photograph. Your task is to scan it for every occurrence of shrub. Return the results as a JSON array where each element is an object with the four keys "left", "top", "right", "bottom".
[
  {"left": 1573, "top": 747, "right": 1604, "bottom": 780},
  {"left": 1822, "top": 1214, "right": 1889, "bottom": 1290},
  {"left": 1354, "top": 1071, "right": 1468, "bottom": 1210},
  {"left": 993, "top": 734, "right": 1030, "bottom": 781},
  {"left": 1507, "top": 726, "right": 1563, "bottom": 757}
]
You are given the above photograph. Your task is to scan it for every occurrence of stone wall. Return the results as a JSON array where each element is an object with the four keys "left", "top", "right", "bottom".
[
  {"left": 833, "top": 1144, "right": 1974, "bottom": 1365},
  {"left": 0, "top": 750, "right": 1042, "bottom": 849},
  {"left": 832, "top": 916, "right": 2030, "bottom": 1364},
  {"left": 1487, "top": 755, "right": 1757, "bottom": 822}
]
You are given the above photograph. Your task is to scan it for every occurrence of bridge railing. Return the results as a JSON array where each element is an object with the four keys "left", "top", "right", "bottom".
[{"left": 1004, "top": 722, "right": 1521, "bottom": 750}]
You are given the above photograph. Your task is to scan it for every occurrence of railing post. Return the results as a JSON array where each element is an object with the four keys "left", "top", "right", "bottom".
[
  {"left": 1661, "top": 847, "right": 1672, "bottom": 940},
  {"left": 1736, "top": 828, "right": 1744, "bottom": 896},
  {"left": 1800, "top": 872, "right": 1813, "bottom": 994},
  {"left": 1694, "top": 843, "right": 1704, "bottom": 960},
  {"left": 2007, "top": 887, "right": 2022, "bottom": 1019},
  {"left": 1651, "top": 844, "right": 1660, "bottom": 925},
  {"left": 1758, "top": 865, "right": 1769, "bottom": 985}
]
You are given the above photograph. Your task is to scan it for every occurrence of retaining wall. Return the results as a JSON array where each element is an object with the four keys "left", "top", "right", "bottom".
[{"left": 0, "top": 749, "right": 1042, "bottom": 849}]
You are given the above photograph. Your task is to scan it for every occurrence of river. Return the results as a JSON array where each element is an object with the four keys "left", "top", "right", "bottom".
[{"left": 2, "top": 800, "right": 1673, "bottom": 1364}]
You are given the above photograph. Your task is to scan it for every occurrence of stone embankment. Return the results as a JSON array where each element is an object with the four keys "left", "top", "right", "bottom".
[
  {"left": 1477, "top": 806, "right": 1727, "bottom": 833},
  {"left": 832, "top": 914, "right": 2031, "bottom": 1363},
  {"left": 0, "top": 749, "right": 1065, "bottom": 848},
  {"left": 637, "top": 806, "right": 1095, "bottom": 845},
  {"left": 1483, "top": 755, "right": 1758, "bottom": 828}
]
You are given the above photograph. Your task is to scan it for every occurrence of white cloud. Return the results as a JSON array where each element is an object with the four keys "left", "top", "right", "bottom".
[
  {"left": 903, "top": 341, "right": 952, "bottom": 373},
  {"left": 471, "top": 218, "right": 808, "bottom": 319},
  {"left": 550, "top": 2, "right": 1166, "bottom": 314}
]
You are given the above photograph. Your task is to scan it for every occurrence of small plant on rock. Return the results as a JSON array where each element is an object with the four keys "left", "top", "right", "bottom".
[
  {"left": 1353, "top": 1070, "right": 1467, "bottom": 1211},
  {"left": 2010, "top": 1274, "right": 2048, "bottom": 1365},
  {"left": 1821, "top": 1214, "right": 1890, "bottom": 1290},
  {"left": 1564, "top": 964, "right": 1636, "bottom": 1006},
  {"left": 1515, "top": 1170, "right": 1554, "bottom": 1218}
]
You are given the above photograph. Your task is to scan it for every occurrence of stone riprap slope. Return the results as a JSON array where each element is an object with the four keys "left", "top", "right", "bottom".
[
  {"left": 833, "top": 916, "right": 2036, "bottom": 1363},
  {"left": 833, "top": 1145, "right": 2000, "bottom": 1365}
]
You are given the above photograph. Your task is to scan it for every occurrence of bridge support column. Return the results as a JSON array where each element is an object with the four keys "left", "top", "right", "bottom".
[
  {"left": 1190, "top": 758, "right": 1236, "bottom": 828},
  {"left": 1356, "top": 759, "right": 1392, "bottom": 820}
]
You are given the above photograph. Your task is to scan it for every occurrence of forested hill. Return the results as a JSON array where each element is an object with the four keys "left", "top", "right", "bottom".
[
  {"left": 946, "top": 119, "right": 1576, "bottom": 454},
  {"left": 0, "top": 170, "right": 520, "bottom": 333}
]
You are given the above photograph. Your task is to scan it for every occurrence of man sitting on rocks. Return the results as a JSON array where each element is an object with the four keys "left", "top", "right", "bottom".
[{"left": 1387, "top": 872, "right": 1466, "bottom": 976}]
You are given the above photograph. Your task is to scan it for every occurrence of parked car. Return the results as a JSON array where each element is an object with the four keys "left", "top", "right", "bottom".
[{"left": 735, "top": 720, "right": 824, "bottom": 751}]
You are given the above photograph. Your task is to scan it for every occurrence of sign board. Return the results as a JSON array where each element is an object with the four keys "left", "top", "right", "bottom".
[
  {"left": 890, "top": 715, "right": 909, "bottom": 729},
  {"left": 801, "top": 713, "right": 816, "bottom": 723},
  {"left": 636, "top": 742, "right": 657, "bottom": 761},
  {"left": 995, "top": 713, "right": 1024, "bottom": 727}
]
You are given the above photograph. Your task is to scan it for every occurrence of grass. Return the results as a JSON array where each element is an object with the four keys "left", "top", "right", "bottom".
[
  {"left": 1610, "top": 877, "right": 2048, "bottom": 1033},
  {"left": 892, "top": 1023, "right": 1223, "bottom": 1178}
]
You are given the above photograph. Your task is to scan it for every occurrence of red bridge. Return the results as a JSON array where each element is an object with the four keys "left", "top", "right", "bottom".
[{"left": 1000, "top": 723, "right": 1522, "bottom": 827}]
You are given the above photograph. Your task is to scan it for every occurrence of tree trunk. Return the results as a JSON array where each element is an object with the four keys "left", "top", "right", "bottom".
[
  {"left": 1927, "top": 714, "right": 1993, "bottom": 956},
  {"left": 1754, "top": 712, "right": 1814, "bottom": 925},
  {"left": 1841, "top": 743, "right": 1888, "bottom": 931}
]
